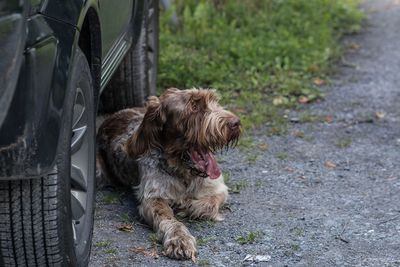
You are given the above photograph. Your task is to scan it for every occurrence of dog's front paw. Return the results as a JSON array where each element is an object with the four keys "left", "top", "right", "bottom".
[{"left": 163, "top": 233, "right": 197, "bottom": 261}]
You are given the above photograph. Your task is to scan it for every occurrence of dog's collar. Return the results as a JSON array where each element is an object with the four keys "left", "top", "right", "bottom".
[{"left": 158, "top": 153, "right": 208, "bottom": 178}]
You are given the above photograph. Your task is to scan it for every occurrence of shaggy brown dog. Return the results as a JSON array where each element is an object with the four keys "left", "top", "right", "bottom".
[{"left": 97, "top": 88, "right": 240, "bottom": 260}]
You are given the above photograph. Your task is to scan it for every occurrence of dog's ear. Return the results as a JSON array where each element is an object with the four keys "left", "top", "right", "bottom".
[{"left": 126, "top": 96, "right": 165, "bottom": 158}]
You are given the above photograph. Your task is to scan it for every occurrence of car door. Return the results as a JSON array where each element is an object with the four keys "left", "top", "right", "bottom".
[
  {"left": 99, "top": 0, "right": 134, "bottom": 58},
  {"left": 0, "top": 0, "right": 28, "bottom": 128}
]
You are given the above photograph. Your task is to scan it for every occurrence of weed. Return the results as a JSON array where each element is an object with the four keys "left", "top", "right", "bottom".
[
  {"left": 299, "top": 111, "right": 320, "bottom": 123},
  {"left": 236, "top": 231, "right": 263, "bottom": 245},
  {"left": 275, "top": 152, "right": 288, "bottom": 160},
  {"left": 290, "top": 227, "right": 305, "bottom": 237},
  {"left": 102, "top": 193, "right": 119, "bottom": 205},
  {"left": 197, "top": 237, "right": 213, "bottom": 246},
  {"left": 229, "top": 180, "right": 248, "bottom": 194},
  {"left": 119, "top": 213, "right": 131, "bottom": 224},
  {"left": 237, "top": 135, "right": 255, "bottom": 150},
  {"left": 105, "top": 248, "right": 117, "bottom": 254},
  {"left": 95, "top": 240, "right": 112, "bottom": 248},
  {"left": 255, "top": 180, "right": 263, "bottom": 187},
  {"left": 336, "top": 137, "right": 352, "bottom": 148},
  {"left": 149, "top": 233, "right": 158, "bottom": 244},
  {"left": 246, "top": 154, "right": 258, "bottom": 163},
  {"left": 223, "top": 171, "right": 231, "bottom": 185},
  {"left": 198, "top": 259, "right": 212, "bottom": 266}
]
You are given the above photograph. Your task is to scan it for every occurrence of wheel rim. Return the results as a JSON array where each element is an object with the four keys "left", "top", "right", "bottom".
[
  {"left": 70, "top": 86, "right": 92, "bottom": 254},
  {"left": 146, "top": 0, "right": 158, "bottom": 94}
]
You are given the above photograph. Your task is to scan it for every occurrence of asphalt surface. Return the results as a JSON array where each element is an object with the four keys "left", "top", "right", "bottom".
[{"left": 90, "top": 1, "right": 400, "bottom": 266}]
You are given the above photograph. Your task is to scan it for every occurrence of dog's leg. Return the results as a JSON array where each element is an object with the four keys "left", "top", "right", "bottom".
[
  {"left": 183, "top": 177, "right": 228, "bottom": 221},
  {"left": 140, "top": 198, "right": 197, "bottom": 260},
  {"left": 185, "top": 192, "right": 227, "bottom": 221}
]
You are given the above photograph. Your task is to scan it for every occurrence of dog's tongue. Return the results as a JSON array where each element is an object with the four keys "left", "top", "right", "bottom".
[{"left": 190, "top": 150, "right": 221, "bottom": 179}]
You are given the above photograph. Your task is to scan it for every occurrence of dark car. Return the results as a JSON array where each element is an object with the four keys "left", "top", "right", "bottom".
[{"left": 0, "top": 0, "right": 158, "bottom": 265}]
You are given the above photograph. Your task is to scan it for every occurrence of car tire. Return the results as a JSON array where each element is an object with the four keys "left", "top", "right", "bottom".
[
  {"left": 0, "top": 48, "right": 96, "bottom": 267},
  {"left": 100, "top": 0, "right": 159, "bottom": 112}
]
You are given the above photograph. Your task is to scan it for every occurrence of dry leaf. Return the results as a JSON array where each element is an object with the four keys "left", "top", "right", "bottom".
[
  {"left": 348, "top": 42, "right": 361, "bottom": 50},
  {"left": 298, "top": 96, "right": 309, "bottom": 104},
  {"left": 259, "top": 143, "right": 269, "bottom": 150},
  {"left": 129, "top": 246, "right": 159, "bottom": 259},
  {"left": 375, "top": 111, "right": 385, "bottom": 119},
  {"left": 313, "top": 78, "right": 325, "bottom": 86},
  {"left": 324, "top": 115, "right": 334, "bottom": 123},
  {"left": 324, "top": 161, "right": 336, "bottom": 169},
  {"left": 117, "top": 224, "right": 134, "bottom": 232}
]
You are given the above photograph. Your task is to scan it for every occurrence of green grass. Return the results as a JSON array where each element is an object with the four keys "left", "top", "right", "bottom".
[
  {"left": 298, "top": 111, "right": 321, "bottom": 123},
  {"left": 159, "top": 0, "right": 363, "bottom": 132},
  {"left": 336, "top": 137, "right": 352, "bottom": 148},
  {"left": 236, "top": 230, "right": 263, "bottom": 245},
  {"left": 94, "top": 240, "right": 112, "bottom": 248},
  {"left": 102, "top": 192, "right": 119, "bottom": 205},
  {"left": 197, "top": 237, "right": 213, "bottom": 246},
  {"left": 198, "top": 259, "right": 212, "bottom": 266},
  {"left": 149, "top": 233, "right": 158, "bottom": 244},
  {"left": 229, "top": 180, "right": 249, "bottom": 194},
  {"left": 119, "top": 212, "right": 131, "bottom": 224},
  {"left": 275, "top": 152, "right": 288, "bottom": 160}
]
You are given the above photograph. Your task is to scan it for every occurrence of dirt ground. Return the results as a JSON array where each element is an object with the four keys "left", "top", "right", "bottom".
[{"left": 90, "top": 1, "right": 400, "bottom": 266}]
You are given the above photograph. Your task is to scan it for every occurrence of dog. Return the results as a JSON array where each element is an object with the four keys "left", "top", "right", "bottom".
[{"left": 96, "top": 88, "right": 241, "bottom": 260}]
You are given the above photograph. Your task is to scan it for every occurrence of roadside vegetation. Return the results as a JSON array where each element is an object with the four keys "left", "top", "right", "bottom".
[{"left": 158, "top": 0, "right": 363, "bottom": 134}]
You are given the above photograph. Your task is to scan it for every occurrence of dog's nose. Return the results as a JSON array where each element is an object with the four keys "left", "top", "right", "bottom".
[{"left": 228, "top": 117, "right": 240, "bottom": 130}]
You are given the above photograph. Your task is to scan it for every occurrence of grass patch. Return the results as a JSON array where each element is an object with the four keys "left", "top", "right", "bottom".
[
  {"left": 102, "top": 192, "right": 119, "bottom": 205},
  {"left": 149, "top": 233, "right": 158, "bottom": 244},
  {"left": 299, "top": 111, "right": 321, "bottom": 123},
  {"left": 94, "top": 240, "right": 112, "bottom": 248},
  {"left": 229, "top": 180, "right": 249, "bottom": 194},
  {"left": 246, "top": 153, "right": 259, "bottom": 163},
  {"left": 197, "top": 237, "right": 213, "bottom": 246},
  {"left": 236, "top": 231, "right": 263, "bottom": 245},
  {"left": 275, "top": 152, "right": 288, "bottom": 160},
  {"left": 198, "top": 259, "right": 212, "bottom": 266},
  {"left": 336, "top": 137, "right": 352, "bottom": 148},
  {"left": 119, "top": 213, "right": 131, "bottom": 224},
  {"left": 105, "top": 248, "right": 117, "bottom": 254},
  {"left": 159, "top": 0, "right": 363, "bottom": 132}
]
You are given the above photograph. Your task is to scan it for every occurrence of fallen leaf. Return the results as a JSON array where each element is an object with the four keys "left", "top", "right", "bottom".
[
  {"left": 324, "top": 115, "right": 334, "bottom": 123},
  {"left": 313, "top": 78, "right": 325, "bottom": 86},
  {"left": 348, "top": 42, "right": 361, "bottom": 50},
  {"left": 375, "top": 111, "right": 385, "bottom": 119},
  {"left": 298, "top": 96, "right": 309, "bottom": 104},
  {"left": 259, "top": 143, "right": 269, "bottom": 150},
  {"left": 284, "top": 167, "right": 295, "bottom": 172},
  {"left": 117, "top": 224, "right": 134, "bottom": 232},
  {"left": 129, "top": 246, "right": 159, "bottom": 259},
  {"left": 324, "top": 161, "right": 336, "bottom": 169}
]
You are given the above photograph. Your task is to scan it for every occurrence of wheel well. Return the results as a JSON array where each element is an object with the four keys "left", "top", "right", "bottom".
[{"left": 78, "top": 8, "right": 101, "bottom": 110}]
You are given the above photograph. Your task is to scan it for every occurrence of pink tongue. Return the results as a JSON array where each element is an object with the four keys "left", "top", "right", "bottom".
[
  {"left": 204, "top": 152, "right": 221, "bottom": 179},
  {"left": 190, "top": 150, "right": 221, "bottom": 179}
]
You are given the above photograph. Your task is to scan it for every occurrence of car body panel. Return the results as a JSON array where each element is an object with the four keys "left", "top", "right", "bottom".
[
  {"left": 0, "top": 14, "right": 77, "bottom": 178},
  {"left": 0, "top": 0, "right": 28, "bottom": 131},
  {"left": 0, "top": 0, "right": 145, "bottom": 179}
]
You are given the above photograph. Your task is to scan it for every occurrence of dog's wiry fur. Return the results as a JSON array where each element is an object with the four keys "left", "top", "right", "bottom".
[{"left": 97, "top": 88, "right": 241, "bottom": 260}]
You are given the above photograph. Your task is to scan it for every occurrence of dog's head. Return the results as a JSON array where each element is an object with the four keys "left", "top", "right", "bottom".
[{"left": 127, "top": 88, "right": 241, "bottom": 179}]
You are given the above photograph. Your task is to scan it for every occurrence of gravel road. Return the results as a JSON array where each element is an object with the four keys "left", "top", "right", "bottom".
[{"left": 90, "top": 1, "right": 400, "bottom": 266}]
